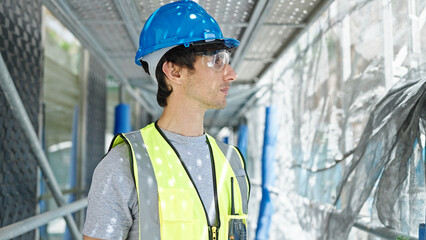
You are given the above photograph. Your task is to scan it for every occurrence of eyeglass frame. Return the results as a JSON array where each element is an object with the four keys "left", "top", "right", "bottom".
[{"left": 194, "top": 50, "right": 231, "bottom": 71}]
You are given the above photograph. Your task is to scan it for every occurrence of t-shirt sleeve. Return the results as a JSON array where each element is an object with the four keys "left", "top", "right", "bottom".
[{"left": 83, "top": 143, "right": 139, "bottom": 239}]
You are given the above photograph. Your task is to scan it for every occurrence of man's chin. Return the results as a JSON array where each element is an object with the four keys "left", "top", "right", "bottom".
[{"left": 209, "top": 102, "right": 227, "bottom": 110}]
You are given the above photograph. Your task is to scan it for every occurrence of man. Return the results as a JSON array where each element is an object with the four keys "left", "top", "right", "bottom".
[{"left": 83, "top": 1, "right": 250, "bottom": 239}]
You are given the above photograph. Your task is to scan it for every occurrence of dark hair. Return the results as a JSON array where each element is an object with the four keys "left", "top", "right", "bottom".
[{"left": 141, "top": 42, "right": 229, "bottom": 107}]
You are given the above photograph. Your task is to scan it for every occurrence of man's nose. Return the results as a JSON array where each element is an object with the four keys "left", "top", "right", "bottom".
[{"left": 224, "top": 64, "right": 237, "bottom": 82}]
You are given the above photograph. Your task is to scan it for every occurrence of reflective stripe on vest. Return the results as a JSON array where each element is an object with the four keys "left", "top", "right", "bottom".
[
  {"left": 215, "top": 141, "right": 250, "bottom": 214},
  {"left": 110, "top": 130, "right": 161, "bottom": 240},
  {"left": 110, "top": 123, "right": 250, "bottom": 240}
]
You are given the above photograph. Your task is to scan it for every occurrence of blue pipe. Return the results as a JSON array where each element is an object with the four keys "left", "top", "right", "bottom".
[
  {"left": 64, "top": 105, "right": 79, "bottom": 240},
  {"left": 421, "top": 139, "right": 426, "bottom": 240},
  {"left": 69, "top": 105, "right": 78, "bottom": 204},
  {"left": 419, "top": 224, "right": 425, "bottom": 240},
  {"left": 237, "top": 124, "right": 248, "bottom": 159},
  {"left": 255, "top": 106, "right": 279, "bottom": 240},
  {"left": 114, "top": 103, "right": 131, "bottom": 135}
]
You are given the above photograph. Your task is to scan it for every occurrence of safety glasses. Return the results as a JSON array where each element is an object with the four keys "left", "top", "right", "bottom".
[{"left": 195, "top": 50, "right": 230, "bottom": 71}]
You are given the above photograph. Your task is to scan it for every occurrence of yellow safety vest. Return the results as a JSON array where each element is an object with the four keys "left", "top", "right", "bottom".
[{"left": 109, "top": 122, "right": 250, "bottom": 240}]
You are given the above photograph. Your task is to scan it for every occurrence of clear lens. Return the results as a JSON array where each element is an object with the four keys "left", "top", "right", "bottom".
[{"left": 199, "top": 50, "right": 230, "bottom": 71}]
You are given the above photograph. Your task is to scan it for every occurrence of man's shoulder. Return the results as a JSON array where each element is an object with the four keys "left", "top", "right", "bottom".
[
  {"left": 109, "top": 122, "right": 155, "bottom": 147},
  {"left": 95, "top": 142, "right": 131, "bottom": 175},
  {"left": 108, "top": 142, "right": 130, "bottom": 159}
]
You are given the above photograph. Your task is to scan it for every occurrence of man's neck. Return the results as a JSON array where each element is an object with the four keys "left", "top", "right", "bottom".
[{"left": 157, "top": 104, "right": 206, "bottom": 137}]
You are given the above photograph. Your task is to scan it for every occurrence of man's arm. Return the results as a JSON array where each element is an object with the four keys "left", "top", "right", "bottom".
[{"left": 82, "top": 143, "right": 138, "bottom": 239}]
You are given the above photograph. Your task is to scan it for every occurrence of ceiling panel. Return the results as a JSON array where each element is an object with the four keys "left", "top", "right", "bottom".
[
  {"left": 68, "top": 0, "right": 120, "bottom": 20},
  {"left": 268, "top": 0, "right": 319, "bottom": 24},
  {"left": 114, "top": 58, "right": 148, "bottom": 80},
  {"left": 200, "top": 0, "right": 255, "bottom": 23},
  {"left": 245, "top": 25, "right": 295, "bottom": 59},
  {"left": 87, "top": 24, "right": 133, "bottom": 53},
  {"left": 237, "top": 60, "right": 266, "bottom": 81},
  {"left": 134, "top": 0, "right": 173, "bottom": 20}
]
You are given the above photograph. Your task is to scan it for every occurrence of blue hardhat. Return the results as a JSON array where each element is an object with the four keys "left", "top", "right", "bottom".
[{"left": 134, "top": 0, "right": 239, "bottom": 66}]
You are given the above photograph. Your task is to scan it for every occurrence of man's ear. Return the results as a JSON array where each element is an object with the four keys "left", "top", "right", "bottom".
[{"left": 162, "top": 61, "right": 182, "bottom": 85}]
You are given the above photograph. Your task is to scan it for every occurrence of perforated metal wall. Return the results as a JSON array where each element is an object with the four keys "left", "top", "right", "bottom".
[
  {"left": 0, "top": 0, "right": 43, "bottom": 239},
  {"left": 84, "top": 56, "right": 106, "bottom": 194}
]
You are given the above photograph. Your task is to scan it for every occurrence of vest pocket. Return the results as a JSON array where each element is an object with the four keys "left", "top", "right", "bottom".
[
  {"left": 224, "top": 214, "right": 248, "bottom": 240},
  {"left": 159, "top": 188, "right": 201, "bottom": 240}
]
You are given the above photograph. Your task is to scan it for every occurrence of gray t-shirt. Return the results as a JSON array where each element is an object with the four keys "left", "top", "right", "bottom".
[{"left": 83, "top": 129, "right": 215, "bottom": 239}]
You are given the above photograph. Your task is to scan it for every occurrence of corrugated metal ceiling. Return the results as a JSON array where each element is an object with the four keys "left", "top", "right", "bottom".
[{"left": 42, "top": 0, "right": 330, "bottom": 131}]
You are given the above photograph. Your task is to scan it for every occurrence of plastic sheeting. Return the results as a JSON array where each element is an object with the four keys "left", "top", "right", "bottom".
[
  {"left": 244, "top": 0, "right": 426, "bottom": 239},
  {"left": 326, "top": 68, "right": 426, "bottom": 239}
]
